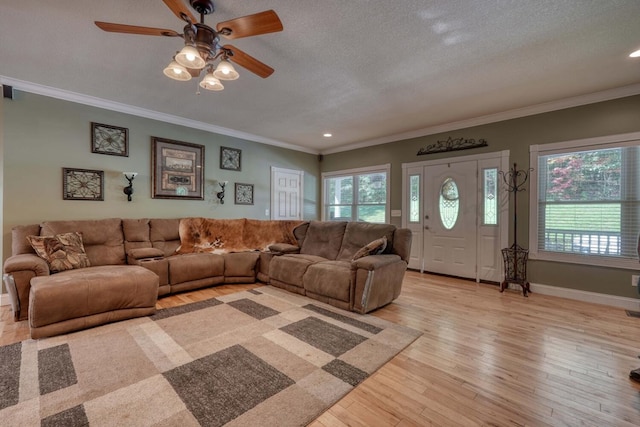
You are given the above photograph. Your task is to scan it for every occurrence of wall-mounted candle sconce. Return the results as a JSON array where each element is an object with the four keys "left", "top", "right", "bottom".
[
  {"left": 217, "top": 181, "right": 228, "bottom": 204},
  {"left": 123, "top": 172, "right": 138, "bottom": 202}
]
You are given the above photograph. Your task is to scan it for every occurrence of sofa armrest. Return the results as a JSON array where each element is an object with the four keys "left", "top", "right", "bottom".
[
  {"left": 3, "top": 254, "right": 50, "bottom": 321},
  {"left": 126, "top": 248, "right": 165, "bottom": 264},
  {"left": 3, "top": 253, "right": 50, "bottom": 276},
  {"left": 352, "top": 254, "right": 401, "bottom": 270},
  {"left": 267, "top": 243, "right": 300, "bottom": 254},
  {"left": 351, "top": 255, "right": 407, "bottom": 314}
]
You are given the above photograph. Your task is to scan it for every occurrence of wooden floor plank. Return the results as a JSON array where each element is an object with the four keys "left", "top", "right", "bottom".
[{"left": 2, "top": 272, "right": 640, "bottom": 425}]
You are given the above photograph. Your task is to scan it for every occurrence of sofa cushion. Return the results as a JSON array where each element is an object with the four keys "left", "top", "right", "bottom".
[
  {"left": 300, "top": 221, "right": 347, "bottom": 260},
  {"left": 292, "top": 222, "right": 310, "bottom": 247},
  {"left": 304, "top": 260, "right": 353, "bottom": 302},
  {"left": 27, "top": 232, "right": 91, "bottom": 273},
  {"left": 41, "top": 219, "right": 125, "bottom": 266},
  {"left": 269, "top": 254, "right": 327, "bottom": 288},
  {"left": 351, "top": 236, "right": 387, "bottom": 261},
  {"left": 12, "top": 224, "right": 41, "bottom": 255},
  {"left": 336, "top": 222, "right": 396, "bottom": 261},
  {"left": 167, "top": 253, "right": 224, "bottom": 284},
  {"left": 149, "top": 218, "right": 181, "bottom": 256}
]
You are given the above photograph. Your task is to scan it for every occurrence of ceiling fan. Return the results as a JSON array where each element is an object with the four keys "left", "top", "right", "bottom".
[{"left": 95, "top": 0, "right": 283, "bottom": 91}]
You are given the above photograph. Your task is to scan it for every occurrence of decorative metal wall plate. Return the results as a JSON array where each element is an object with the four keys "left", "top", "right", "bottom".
[
  {"left": 91, "top": 122, "right": 128, "bottom": 156},
  {"left": 235, "top": 182, "right": 254, "bottom": 205},
  {"left": 63, "top": 168, "right": 104, "bottom": 201},
  {"left": 220, "top": 146, "right": 241, "bottom": 171}
]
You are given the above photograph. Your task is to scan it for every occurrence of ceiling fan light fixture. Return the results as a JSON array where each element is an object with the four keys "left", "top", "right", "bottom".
[
  {"left": 175, "top": 45, "right": 206, "bottom": 69},
  {"left": 163, "top": 60, "right": 192, "bottom": 81},
  {"left": 213, "top": 59, "right": 239, "bottom": 80},
  {"left": 199, "top": 72, "right": 224, "bottom": 91}
]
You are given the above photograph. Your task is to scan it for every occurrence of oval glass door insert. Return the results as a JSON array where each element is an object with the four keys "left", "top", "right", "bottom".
[{"left": 439, "top": 177, "right": 459, "bottom": 229}]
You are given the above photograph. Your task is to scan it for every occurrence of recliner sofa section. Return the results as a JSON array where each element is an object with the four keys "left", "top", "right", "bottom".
[{"left": 265, "top": 220, "right": 412, "bottom": 314}]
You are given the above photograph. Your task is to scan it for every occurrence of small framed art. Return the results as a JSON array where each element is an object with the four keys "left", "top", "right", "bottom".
[
  {"left": 220, "top": 146, "right": 241, "bottom": 171},
  {"left": 152, "top": 137, "right": 204, "bottom": 200},
  {"left": 235, "top": 182, "right": 254, "bottom": 205},
  {"left": 91, "top": 122, "right": 129, "bottom": 156},
  {"left": 63, "top": 168, "right": 104, "bottom": 201}
]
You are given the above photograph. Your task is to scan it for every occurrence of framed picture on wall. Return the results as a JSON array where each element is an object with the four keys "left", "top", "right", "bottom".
[
  {"left": 91, "top": 122, "right": 129, "bottom": 156},
  {"left": 151, "top": 137, "right": 204, "bottom": 200},
  {"left": 220, "top": 146, "right": 241, "bottom": 171},
  {"left": 235, "top": 182, "right": 254, "bottom": 205},
  {"left": 63, "top": 168, "right": 104, "bottom": 201}
]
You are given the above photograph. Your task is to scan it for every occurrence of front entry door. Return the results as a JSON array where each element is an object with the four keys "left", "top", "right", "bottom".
[{"left": 424, "top": 161, "right": 478, "bottom": 278}]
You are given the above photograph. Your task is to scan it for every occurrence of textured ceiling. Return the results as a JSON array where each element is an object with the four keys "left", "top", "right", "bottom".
[{"left": 1, "top": 0, "right": 639, "bottom": 154}]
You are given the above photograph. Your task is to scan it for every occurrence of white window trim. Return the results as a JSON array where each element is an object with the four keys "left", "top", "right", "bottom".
[
  {"left": 321, "top": 163, "right": 391, "bottom": 222},
  {"left": 529, "top": 131, "right": 640, "bottom": 270}
]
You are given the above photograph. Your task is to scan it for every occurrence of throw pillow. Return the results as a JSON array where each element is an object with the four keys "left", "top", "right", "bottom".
[
  {"left": 351, "top": 236, "right": 387, "bottom": 261},
  {"left": 27, "top": 232, "right": 91, "bottom": 273}
]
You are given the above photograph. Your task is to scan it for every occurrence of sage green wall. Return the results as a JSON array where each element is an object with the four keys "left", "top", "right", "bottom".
[
  {"left": 322, "top": 94, "right": 640, "bottom": 298},
  {"left": 1, "top": 91, "right": 320, "bottom": 265}
]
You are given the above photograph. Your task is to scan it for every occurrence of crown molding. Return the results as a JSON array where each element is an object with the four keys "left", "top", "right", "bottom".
[
  {"left": 321, "top": 83, "right": 640, "bottom": 155},
  {"left": 0, "top": 76, "right": 319, "bottom": 155}
]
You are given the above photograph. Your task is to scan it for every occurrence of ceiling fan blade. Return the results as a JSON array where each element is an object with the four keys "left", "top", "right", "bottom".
[
  {"left": 216, "top": 10, "right": 283, "bottom": 39},
  {"left": 162, "top": 0, "right": 197, "bottom": 23},
  {"left": 224, "top": 45, "right": 274, "bottom": 78},
  {"left": 95, "top": 21, "right": 180, "bottom": 37}
]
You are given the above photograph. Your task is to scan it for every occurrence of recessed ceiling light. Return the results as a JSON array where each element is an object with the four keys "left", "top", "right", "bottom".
[
  {"left": 323, "top": 133, "right": 332, "bottom": 138},
  {"left": 630, "top": 49, "right": 640, "bottom": 58}
]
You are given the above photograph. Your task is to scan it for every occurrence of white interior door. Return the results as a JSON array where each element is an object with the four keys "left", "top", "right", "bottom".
[
  {"left": 424, "top": 161, "right": 478, "bottom": 279},
  {"left": 271, "top": 167, "right": 303, "bottom": 220}
]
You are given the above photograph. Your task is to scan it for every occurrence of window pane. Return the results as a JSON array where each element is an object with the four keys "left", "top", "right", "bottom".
[
  {"left": 537, "top": 145, "right": 640, "bottom": 258},
  {"left": 326, "top": 176, "right": 353, "bottom": 204},
  {"left": 409, "top": 175, "right": 420, "bottom": 223},
  {"left": 439, "top": 178, "right": 459, "bottom": 230},
  {"left": 358, "top": 205, "right": 386, "bottom": 223},
  {"left": 483, "top": 168, "right": 497, "bottom": 225},
  {"left": 327, "top": 206, "right": 352, "bottom": 221},
  {"left": 323, "top": 167, "right": 388, "bottom": 223},
  {"left": 358, "top": 173, "right": 386, "bottom": 204},
  {"left": 541, "top": 148, "right": 621, "bottom": 202}
]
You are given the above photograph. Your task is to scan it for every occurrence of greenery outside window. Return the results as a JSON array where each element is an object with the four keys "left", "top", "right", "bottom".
[
  {"left": 529, "top": 133, "right": 640, "bottom": 269},
  {"left": 322, "top": 164, "right": 390, "bottom": 223}
]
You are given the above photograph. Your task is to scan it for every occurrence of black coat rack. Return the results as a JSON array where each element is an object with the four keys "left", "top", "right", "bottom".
[{"left": 499, "top": 163, "right": 532, "bottom": 296}]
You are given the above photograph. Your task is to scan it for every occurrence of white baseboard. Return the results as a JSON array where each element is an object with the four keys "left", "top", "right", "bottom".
[
  {"left": 526, "top": 282, "right": 640, "bottom": 311},
  {"left": 0, "top": 293, "right": 10, "bottom": 307}
]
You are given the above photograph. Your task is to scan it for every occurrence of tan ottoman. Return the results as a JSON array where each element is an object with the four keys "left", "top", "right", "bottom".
[{"left": 29, "top": 265, "right": 159, "bottom": 339}]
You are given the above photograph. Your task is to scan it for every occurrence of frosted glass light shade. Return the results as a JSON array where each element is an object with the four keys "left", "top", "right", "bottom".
[
  {"left": 163, "top": 60, "right": 191, "bottom": 81},
  {"left": 199, "top": 72, "right": 224, "bottom": 91},
  {"left": 213, "top": 60, "right": 239, "bottom": 80},
  {"left": 175, "top": 45, "right": 206, "bottom": 69}
]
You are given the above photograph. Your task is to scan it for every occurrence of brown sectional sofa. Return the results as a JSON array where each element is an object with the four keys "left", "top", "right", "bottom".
[{"left": 2, "top": 217, "right": 411, "bottom": 339}]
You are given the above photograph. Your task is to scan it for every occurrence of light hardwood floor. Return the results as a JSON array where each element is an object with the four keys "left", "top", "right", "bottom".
[{"left": 2, "top": 272, "right": 640, "bottom": 426}]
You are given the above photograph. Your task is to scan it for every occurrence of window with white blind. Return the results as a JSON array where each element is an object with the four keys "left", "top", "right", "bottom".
[
  {"left": 529, "top": 133, "right": 640, "bottom": 269},
  {"left": 322, "top": 164, "right": 390, "bottom": 223}
]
